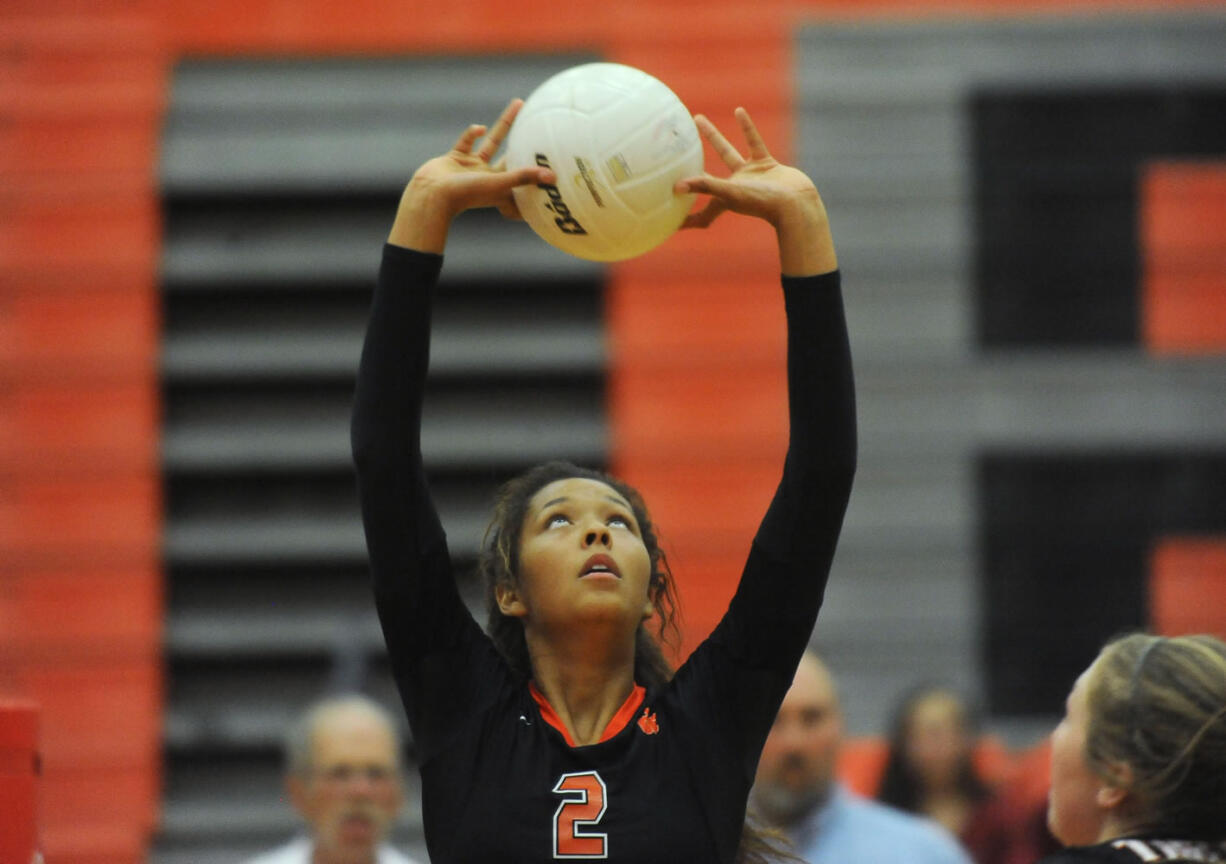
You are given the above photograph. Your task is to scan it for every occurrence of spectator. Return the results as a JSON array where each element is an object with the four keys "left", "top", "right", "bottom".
[
  {"left": 753, "top": 651, "right": 973, "bottom": 864},
  {"left": 877, "top": 685, "right": 1016, "bottom": 863},
  {"left": 245, "top": 694, "right": 420, "bottom": 864}
]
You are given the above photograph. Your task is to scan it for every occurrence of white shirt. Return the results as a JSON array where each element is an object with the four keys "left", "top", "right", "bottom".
[{"left": 244, "top": 836, "right": 421, "bottom": 864}]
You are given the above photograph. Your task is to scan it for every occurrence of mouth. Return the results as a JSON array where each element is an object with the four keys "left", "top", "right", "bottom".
[
  {"left": 339, "top": 812, "right": 376, "bottom": 837},
  {"left": 579, "top": 553, "right": 621, "bottom": 579}
]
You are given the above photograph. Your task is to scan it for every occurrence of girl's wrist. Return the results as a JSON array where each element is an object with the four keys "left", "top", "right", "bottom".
[
  {"left": 776, "top": 199, "right": 836, "bottom": 277},
  {"left": 388, "top": 179, "right": 453, "bottom": 253}
]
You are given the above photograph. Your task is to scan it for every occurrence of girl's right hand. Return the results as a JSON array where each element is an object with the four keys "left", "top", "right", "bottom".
[{"left": 388, "top": 98, "right": 556, "bottom": 253}]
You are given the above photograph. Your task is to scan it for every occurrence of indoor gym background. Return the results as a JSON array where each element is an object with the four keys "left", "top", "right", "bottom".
[{"left": 3, "top": 1, "right": 1226, "bottom": 861}]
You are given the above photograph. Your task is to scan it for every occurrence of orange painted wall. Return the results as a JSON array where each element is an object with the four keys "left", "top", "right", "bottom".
[
  {"left": 2, "top": 3, "right": 164, "bottom": 861},
  {"left": 1141, "top": 162, "right": 1226, "bottom": 353},
  {"left": 2, "top": 0, "right": 1222, "bottom": 859},
  {"left": 1151, "top": 539, "right": 1226, "bottom": 636},
  {"left": 0, "top": 701, "right": 40, "bottom": 864}
]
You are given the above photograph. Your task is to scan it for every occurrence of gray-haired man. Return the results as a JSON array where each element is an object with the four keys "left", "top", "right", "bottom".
[{"left": 246, "top": 695, "right": 420, "bottom": 864}]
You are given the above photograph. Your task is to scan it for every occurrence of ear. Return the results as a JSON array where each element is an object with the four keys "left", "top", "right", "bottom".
[
  {"left": 642, "top": 597, "right": 655, "bottom": 622},
  {"left": 1096, "top": 783, "right": 1128, "bottom": 810},
  {"left": 1096, "top": 762, "right": 1133, "bottom": 810},
  {"left": 495, "top": 582, "right": 528, "bottom": 618}
]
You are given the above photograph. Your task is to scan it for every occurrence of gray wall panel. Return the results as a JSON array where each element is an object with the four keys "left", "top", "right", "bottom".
[
  {"left": 157, "top": 54, "right": 606, "bottom": 863},
  {"left": 796, "top": 11, "right": 1226, "bottom": 737}
]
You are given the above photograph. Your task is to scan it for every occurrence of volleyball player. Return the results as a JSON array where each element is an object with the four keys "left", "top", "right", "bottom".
[
  {"left": 351, "top": 98, "right": 856, "bottom": 863},
  {"left": 1040, "top": 633, "right": 1226, "bottom": 863}
]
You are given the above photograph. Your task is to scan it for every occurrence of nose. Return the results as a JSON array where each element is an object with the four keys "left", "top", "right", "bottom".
[
  {"left": 344, "top": 767, "right": 389, "bottom": 800},
  {"left": 583, "top": 523, "right": 611, "bottom": 548},
  {"left": 772, "top": 723, "right": 800, "bottom": 751}
]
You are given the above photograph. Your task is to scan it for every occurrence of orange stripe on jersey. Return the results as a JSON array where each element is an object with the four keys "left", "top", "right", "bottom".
[{"left": 529, "top": 683, "right": 647, "bottom": 747}]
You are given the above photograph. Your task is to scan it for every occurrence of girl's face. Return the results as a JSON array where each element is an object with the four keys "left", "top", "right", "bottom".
[
  {"left": 501, "top": 477, "right": 654, "bottom": 634},
  {"left": 905, "top": 693, "right": 969, "bottom": 790},
  {"left": 1048, "top": 662, "right": 1110, "bottom": 846}
]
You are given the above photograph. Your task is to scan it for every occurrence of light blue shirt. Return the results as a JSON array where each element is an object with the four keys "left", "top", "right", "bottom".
[{"left": 786, "top": 783, "right": 974, "bottom": 864}]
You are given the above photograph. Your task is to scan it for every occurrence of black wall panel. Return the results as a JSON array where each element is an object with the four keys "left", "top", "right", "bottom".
[
  {"left": 980, "top": 451, "right": 1226, "bottom": 715},
  {"left": 973, "top": 87, "right": 1226, "bottom": 347}
]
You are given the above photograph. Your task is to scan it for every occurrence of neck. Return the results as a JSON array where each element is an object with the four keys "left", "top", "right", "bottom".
[
  {"left": 1097, "top": 813, "right": 1145, "bottom": 844},
  {"left": 924, "top": 786, "right": 964, "bottom": 805},
  {"left": 922, "top": 790, "right": 973, "bottom": 835},
  {"left": 312, "top": 843, "right": 376, "bottom": 864},
  {"left": 525, "top": 625, "right": 638, "bottom": 746},
  {"left": 922, "top": 771, "right": 962, "bottom": 796}
]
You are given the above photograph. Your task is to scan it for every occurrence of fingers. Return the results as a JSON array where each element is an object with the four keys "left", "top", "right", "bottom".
[
  {"left": 462, "top": 166, "right": 552, "bottom": 205},
  {"left": 675, "top": 173, "right": 736, "bottom": 199},
  {"left": 734, "top": 107, "right": 771, "bottom": 162},
  {"left": 675, "top": 174, "right": 730, "bottom": 230},
  {"left": 476, "top": 98, "right": 523, "bottom": 162},
  {"left": 449, "top": 97, "right": 525, "bottom": 161},
  {"left": 502, "top": 165, "right": 555, "bottom": 188},
  {"left": 452, "top": 124, "right": 487, "bottom": 155},
  {"left": 681, "top": 199, "right": 727, "bottom": 230},
  {"left": 449, "top": 164, "right": 553, "bottom": 217},
  {"left": 694, "top": 114, "right": 746, "bottom": 171}
]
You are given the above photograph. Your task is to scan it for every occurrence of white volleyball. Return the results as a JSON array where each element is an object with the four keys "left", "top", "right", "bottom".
[{"left": 506, "top": 62, "right": 703, "bottom": 262}]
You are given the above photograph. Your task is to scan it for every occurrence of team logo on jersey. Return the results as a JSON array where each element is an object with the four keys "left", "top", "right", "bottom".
[{"left": 636, "top": 708, "right": 659, "bottom": 735}]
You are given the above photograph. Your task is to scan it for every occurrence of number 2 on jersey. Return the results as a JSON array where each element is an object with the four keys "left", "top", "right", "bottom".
[{"left": 552, "top": 771, "right": 608, "bottom": 859}]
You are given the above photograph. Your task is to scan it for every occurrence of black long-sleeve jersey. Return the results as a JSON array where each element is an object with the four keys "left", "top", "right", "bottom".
[
  {"left": 351, "top": 244, "right": 856, "bottom": 863},
  {"left": 1040, "top": 839, "right": 1226, "bottom": 863}
]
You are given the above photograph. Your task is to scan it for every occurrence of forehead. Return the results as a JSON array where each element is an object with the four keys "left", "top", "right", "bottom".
[
  {"left": 783, "top": 657, "right": 837, "bottom": 712},
  {"left": 311, "top": 709, "right": 398, "bottom": 766},
  {"left": 911, "top": 692, "right": 962, "bottom": 724},
  {"left": 1067, "top": 663, "right": 1095, "bottom": 713},
  {"left": 528, "top": 477, "right": 630, "bottom": 512}
]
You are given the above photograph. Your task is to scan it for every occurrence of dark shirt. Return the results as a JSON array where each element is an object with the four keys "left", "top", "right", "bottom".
[
  {"left": 1040, "top": 839, "right": 1226, "bottom": 863},
  {"left": 351, "top": 244, "right": 856, "bottom": 863}
]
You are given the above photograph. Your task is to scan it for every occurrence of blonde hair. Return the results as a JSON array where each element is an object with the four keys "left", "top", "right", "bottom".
[{"left": 1084, "top": 633, "right": 1226, "bottom": 839}]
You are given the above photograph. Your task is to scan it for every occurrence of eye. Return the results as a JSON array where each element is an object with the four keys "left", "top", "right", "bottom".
[
  {"left": 546, "top": 514, "right": 570, "bottom": 528},
  {"left": 322, "top": 765, "right": 354, "bottom": 783},
  {"left": 608, "top": 513, "right": 633, "bottom": 529}
]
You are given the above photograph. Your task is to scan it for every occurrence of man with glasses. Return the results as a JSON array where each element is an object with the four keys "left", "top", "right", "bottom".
[{"left": 247, "top": 695, "right": 420, "bottom": 864}]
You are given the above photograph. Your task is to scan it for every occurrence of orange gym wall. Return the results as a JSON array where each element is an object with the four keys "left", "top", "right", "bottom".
[
  {"left": 1151, "top": 539, "right": 1226, "bottom": 635},
  {"left": 1139, "top": 163, "right": 1226, "bottom": 637},
  {"left": 1141, "top": 161, "right": 1226, "bottom": 353},
  {"left": 2, "top": 0, "right": 1223, "bottom": 860}
]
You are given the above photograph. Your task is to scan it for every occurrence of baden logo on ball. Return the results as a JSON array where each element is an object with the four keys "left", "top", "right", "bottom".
[
  {"left": 507, "top": 63, "right": 703, "bottom": 262},
  {"left": 533, "top": 153, "right": 587, "bottom": 236}
]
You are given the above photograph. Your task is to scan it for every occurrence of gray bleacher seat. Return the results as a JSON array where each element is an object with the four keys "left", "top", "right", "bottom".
[{"left": 157, "top": 53, "right": 602, "bottom": 863}]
